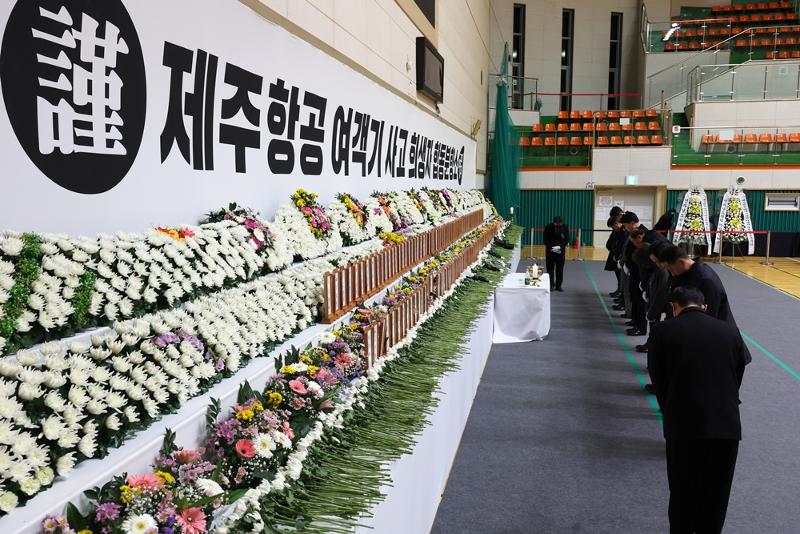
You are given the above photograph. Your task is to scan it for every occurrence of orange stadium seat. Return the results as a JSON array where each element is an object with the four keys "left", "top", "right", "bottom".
[
  {"left": 610, "top": 136, "right": 623, "bottom": 145},
  {"left": 583, "top": 136, "right": 594, "bottom": 146},
  {"left": 520, "top": 137, "right": 530, "bottom": 146},
  {"left": 597, "top": 136, "right": 610, "bottom": 146},
  {"left": 623, "top": 135, "right": 635, "bottom": 145},
  {"left": 790, "top": 132, "right": 800, "bottom": 143},
  {"left": 570, "top": 110, "right": 581, "bottom": 120},
  {"left": 570, "top": 136, "right": 582, "bottom": 146},
  {"left": 758, "top": 133, "right": 774, "bottom": 143},
  {"left": 557, "top": 137, "right": 569, "bottom": 146},
  {"left": 648, "top": 121, "right": 661, "bottom": 131},
  {"left": 545, "top": 137, "right": 556, "bottom": 146},
  {"left": 583, "top": 122, "right": 594, "bottom": 132},
  {"left": 650, "top": 135, "right": 664, "bottom": 145},
  {"left": 532, "top": 123, "right": 543, "bottom": 132},
  {"left": 637, "top": 136, "right": 650, "bottom": 145},
  {"left": 570, "top": 123, "right": 582, "bottom": 132},
  {"left": 545, "top": 123, "right": 556, "bottom": 132},
  {"left": 701, "top": 134, "right": 716, "bottom": 144},
  {"left": 582, "top": 110, "right": 593, "bottom": 120},
  {"left": 558, "top": 123, "right": 569, "bottom": 132},
  {"left": 596, "top": 122, "right": 608, "bottom": 132},
  {"left": 594, "top": 111, "right": 607, "bottom": 119}
]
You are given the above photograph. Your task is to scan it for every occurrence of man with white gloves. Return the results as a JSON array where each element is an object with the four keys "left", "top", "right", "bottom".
[{"left": 543, "top": 216, "right": 570, "bottom": 292}]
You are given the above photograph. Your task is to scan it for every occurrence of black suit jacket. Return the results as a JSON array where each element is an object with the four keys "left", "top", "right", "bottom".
[
  {"left": 543, "top": 223, "right": 569, "bottom": 254},
  {"left": 671, "top": 259, "right": 752, "bottom": 364},
  {"left": 648, "top": 308, "right": 747, "bottom": 441}
]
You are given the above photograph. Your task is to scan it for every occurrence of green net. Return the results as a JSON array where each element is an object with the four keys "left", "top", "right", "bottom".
[{"left": 488, "top": 43, "right": 520, "bottom": 220}]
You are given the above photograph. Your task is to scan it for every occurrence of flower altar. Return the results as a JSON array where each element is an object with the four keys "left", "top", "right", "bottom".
[
  {"left": 713, "top": 188, "right": 755, "bottom": 255},
  {"left": 0, "top": 187, "right": 499, "bottom": 529},
  {"left": 30, "top": 221, "right": 517, "bottom": 534},
  {"left": 674, "top": 186, "right": 712, "bottom": 249}
]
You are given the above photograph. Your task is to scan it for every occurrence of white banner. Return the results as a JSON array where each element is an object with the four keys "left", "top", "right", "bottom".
[{"left": 0, "top": 0, "right": 476, "bottom": 235}]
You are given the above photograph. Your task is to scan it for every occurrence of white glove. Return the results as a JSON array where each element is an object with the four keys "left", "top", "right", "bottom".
[
  {"left": 622, "top": 265, "right": 629, "bottom": 275},
  {"left": 551, "top": 246, "right": 561, "bottom": 253}
]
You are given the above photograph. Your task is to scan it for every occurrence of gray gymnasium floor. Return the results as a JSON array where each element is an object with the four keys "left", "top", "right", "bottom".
[{"left": 431, "top": 260, "right": 800, "bottom": 534}]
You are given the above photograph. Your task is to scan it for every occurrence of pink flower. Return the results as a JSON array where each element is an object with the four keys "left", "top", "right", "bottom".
[
  {"left": 235, "top": 439, "right": 255, "bottom": 458},
  {"left": 319, "top": 399, "right": 334, "bottom": 410},
  {"left": 173, "top": 449, "right": 201, "bottom": 464},
  {"left": 177, "top": 507, "right": 207, "bottom": 534},
  {"left": 282, "top": 421, "right": 295, "bottom": 440},
  {"left": 335, "top": 354, "right": 353, "bottom": 368},
  {"left": 288, "top": 379, "right": 307, "bottom": 394},
  {"left": 126, "top": 472, "right": 163, "bottom": 489}
]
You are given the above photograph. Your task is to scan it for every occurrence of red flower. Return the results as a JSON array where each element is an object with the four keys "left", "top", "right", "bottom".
[{"left": 235, "top": 439, "right": 255, "bottom": 458}]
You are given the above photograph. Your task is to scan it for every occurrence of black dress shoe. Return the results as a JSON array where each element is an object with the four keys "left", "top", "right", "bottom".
[
  {"left": 619, "top": 313, "right": 630, "bottom": 319},
  {"left": 612, "top": 304, "right": 625, "bottom": 311},
  {"left": 625, "top": 320, "right": 636, "bottom": 327},
  {"left": 555, "top": 287, "right": 564, "bottom": 292},
  {"left": 609, "top": 291, "right": 620, "bottom": 297},
  {"left": 626, "top": 328, "right": 646, "bottom": 336},
  {"left": 636, "top": 344, "right": 648, "bottom": 353}
]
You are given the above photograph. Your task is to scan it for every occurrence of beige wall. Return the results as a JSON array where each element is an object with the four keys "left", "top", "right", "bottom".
[
  {"left": 246, "top": 0, "right": 492, "bottom": 174},
  {"left": 491, "top": 0, "right": 645, "bottom": 115}
]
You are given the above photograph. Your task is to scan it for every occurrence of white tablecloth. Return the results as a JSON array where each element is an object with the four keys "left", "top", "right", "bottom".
[{"left": 492, "top": 273, "right": 551, "bottom": 343}]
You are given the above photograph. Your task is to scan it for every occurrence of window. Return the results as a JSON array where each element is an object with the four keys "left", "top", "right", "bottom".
[
  {"left": 765, "top": 193, "right": 800, "bottom": 211},
  {"left": 608, "top": 13, "right": 623, "bottom": 110},
  {"left": 512, "top": 4, "right": 526, "bottom": 109},
  {"left": 560, "top": 9, "right": 574, "bottom": 111}
]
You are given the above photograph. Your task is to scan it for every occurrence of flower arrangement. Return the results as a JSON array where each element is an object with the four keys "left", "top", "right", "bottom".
[
  {"left": 291, "top": 189, "right": 332, "bottom": 239},
  {"left": 714, "top": 188, "right": 755, "bottom": 255},
  {"left": 388, "top": 191, "right": 426, "bottom": 227},
  {"left": 379, "top": 232, "right": 406, "bottom": 247},
  {"left": 372, "top": 194, "right": 408, "bottom": 234},
  {"left": 364, "top": 196, "right": 394, "bottom": 236},
  {"left": 42, "top": 432, "right": 223, "bottom": 534},
  {"left": 328, "top": 194, "right": 372, "bottom": 247},
  {"left": 275, "top": 190, "right": 343, "bottom": 261},
  {"left": 674, "top": 187, "right": 712, "bottom": 248},
  {"left": 203, "top": 203, "right": 292, "bottom": 273}
]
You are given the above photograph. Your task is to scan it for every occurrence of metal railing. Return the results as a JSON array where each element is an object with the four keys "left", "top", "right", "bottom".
[
  {"left": 488, "top": 74, "right": 540, "bottom": 111},
  {"left": 671, "top": 123, "right": 800, "bottom": 165},
  {"left": 688, "top": 59, "right": 800, "bottom": 103},
  {"left": 647, "top": 25, "right": 800, "bottom": 109}
]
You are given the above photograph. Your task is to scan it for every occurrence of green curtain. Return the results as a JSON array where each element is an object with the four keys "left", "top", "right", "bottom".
[{"left": 488, "top": 44, "right": 520, "bottom": 220}]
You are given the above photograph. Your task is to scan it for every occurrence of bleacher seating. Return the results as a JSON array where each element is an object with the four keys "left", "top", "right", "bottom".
[
  {"left": 519, "top": 109, "right": 665, "bottom": 149},
  {"left": 698, "top": 129, "right": 800, "bottom": 151},
  {"left": 663, "top": 1, "right": 798, "bottom": 53}
]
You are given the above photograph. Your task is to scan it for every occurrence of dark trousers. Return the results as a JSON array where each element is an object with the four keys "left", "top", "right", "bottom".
[
  {"left": 666, "top": 438, "right": 739, "bottom": 534},
  {"left": 545, "top": 251, "right": 565, "bottom": 289},
  {"left": 630, "top": 279, "right": 647, "bottom": 332}
]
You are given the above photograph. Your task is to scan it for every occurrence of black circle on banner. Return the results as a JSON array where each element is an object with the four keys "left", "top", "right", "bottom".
[{"left": 0, "top": 0, "right": 146, "bottom": 194}]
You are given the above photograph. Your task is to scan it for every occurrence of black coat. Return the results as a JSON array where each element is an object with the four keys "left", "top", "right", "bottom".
[
  {"left": 543, "top": 223, "right": 569, "bottom": 254},
  {"left": 647, "top": 267, "right": 671, "bottom": 322},
  {"left": 670, "top": 259, "right": 751, "bottom": 363},
  {"left": 604, "top": 228, "right": 625, "bottom": 271},
  {"left": 648, "top": 308, "right": 747, "bottom": 441}
]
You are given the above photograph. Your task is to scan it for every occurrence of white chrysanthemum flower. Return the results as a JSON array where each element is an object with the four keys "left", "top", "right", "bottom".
[
  {"left": 18, "top": 382, "right": 44, "bottom": 401},
  {"left": 105, "top": 414, "right": 122, "bottom": 431},
  {"left": 41, "top": 415, "right": 67, "bottom": 441},
  {"left": 69, "top": 367, "right": 90, "bottom": 387},
  {"left": 0, "top": 236, "right": 23, "bottom": 256},
  {"left": 57, "top": 429, "right": 80, "bottom": 448},
  {"left": 123, "top": 405, "right": 140, "bottom": 423},
  {"left": 19, "top": 477, "right": 41, "bottom": 496},
  {"left": 78, "top": 433, "right": 97, "bottom": 458},
  {"left": 56, "top": 452, "right": 76, "bottom": 477},
  {"left": 12, "top": 433, "right": 36, "bottom": 456},
  {"left": 0, "top": 490, "right": 18, "bottom": 512},
  {"left": 196, "top": 477, "right": 224, "bottom": 497},
  {"left": 319, "top": 331, "right": 336, "bottom": 344},
  {"left": 122, "top": 513, "right": 157, "bottom": 534},
  {"left": 253, "top": 433, "right": 276, "bottom": 458},
  {"left": 36, "top": 466, "right": 55, "bottom": 486}
]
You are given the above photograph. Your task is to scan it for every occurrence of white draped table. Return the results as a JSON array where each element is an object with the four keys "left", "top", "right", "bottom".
[{"left": 492, "top": 273, "right": 551, "bottom": 343}]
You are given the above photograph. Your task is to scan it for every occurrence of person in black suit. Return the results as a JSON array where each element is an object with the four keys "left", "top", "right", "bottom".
[
  {"left": 605, "top": 212, "right": 624, "bottom": 298},
  {"left": 543, "top": 216, "right": 569, "bottom": 291},
  {"left": 656, "top": 244, "right": 752, "bottom": 365},
  {"left": 648, "top": 286, "right": 747, "bottom": 534},
  {"left": 625, "top": 227, "right": 649, "bottom": 336}
]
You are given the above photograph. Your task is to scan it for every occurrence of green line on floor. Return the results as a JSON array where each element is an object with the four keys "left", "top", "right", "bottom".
[
  {"left": 740, "top": 331, "right": 800, "bottom": 383},
  {"left": 581, "top": 263, "right": 664, "bottom": 427}
]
